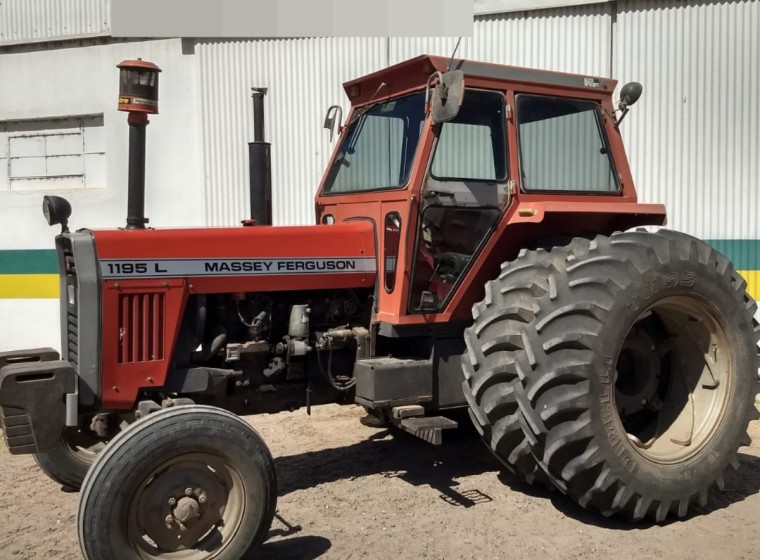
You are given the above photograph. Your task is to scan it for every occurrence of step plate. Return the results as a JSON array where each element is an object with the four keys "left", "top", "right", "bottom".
[{"left": 398, "top": 416, "right": 458, "bottom": 445}]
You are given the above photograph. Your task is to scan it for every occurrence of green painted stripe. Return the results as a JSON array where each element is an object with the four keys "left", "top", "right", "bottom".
[
  {"left": 0, "top": 249, "right": 58, "bottom": 274},
  {"left": 704, "top": 240, "right": 760, "bottom": 271},
  {"left": 0, "top": 239, "right": 758, "bottom": 274}
]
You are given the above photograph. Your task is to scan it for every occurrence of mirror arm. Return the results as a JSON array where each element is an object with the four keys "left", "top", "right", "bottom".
[
  {"left": 425, "top": 71, "right": 443, "bottom": 114},
  {"left": 615, "top": 107, "right": 630, "bottom": 127}
]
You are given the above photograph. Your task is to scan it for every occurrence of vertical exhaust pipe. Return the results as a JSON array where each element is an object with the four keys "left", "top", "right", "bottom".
[
  {"left": 117, "top": 58, "right": 161, "bottom": 230},
  {"left": 126, "top": 113, "right": 149, "bottom": 229},
  {"left": 249, "top": 87, "right": 272, "bottom": 226}
]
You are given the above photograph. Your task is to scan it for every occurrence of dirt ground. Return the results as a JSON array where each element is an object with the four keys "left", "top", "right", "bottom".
[{"left": 1, "top": 399, "right": 759, "bottom": 560}]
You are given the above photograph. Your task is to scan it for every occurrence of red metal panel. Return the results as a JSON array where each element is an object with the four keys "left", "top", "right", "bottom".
[
  {"left": 104, "top": 281, "right": 185, "bottom": 408},
  {"left": 93, "top": 222, "right": 376, "bottom": 260}
]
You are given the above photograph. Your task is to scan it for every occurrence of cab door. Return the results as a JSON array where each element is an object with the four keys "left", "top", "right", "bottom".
[{"left": 408, "top": 87, "right": 512, "bottom": 314}]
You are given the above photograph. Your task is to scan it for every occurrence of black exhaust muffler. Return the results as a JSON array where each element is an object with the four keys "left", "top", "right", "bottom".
[{"left": 248, "top": 87, "right": 272, "bottom": 226}]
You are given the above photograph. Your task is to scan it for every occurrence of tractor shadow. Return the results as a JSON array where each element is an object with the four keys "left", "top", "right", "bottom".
[
  {"left": 258, "top": 535, "right": 332, "bottom": 560},
  {"left": 499, "top": 451, "right": 760, "bottom": 530},
  {"left": 274, "top": 413, "right": 501, "bottom": 508},
  {"left": 272, "top": 412, "right": 760, "bottom": 531}
]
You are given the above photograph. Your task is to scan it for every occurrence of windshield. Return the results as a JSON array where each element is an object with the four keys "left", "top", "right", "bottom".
[{"left": 321, "top": 92, "right": 427, "bottom": 194}]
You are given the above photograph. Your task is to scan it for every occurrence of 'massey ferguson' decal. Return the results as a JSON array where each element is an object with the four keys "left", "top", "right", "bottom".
[{"left": 100, "top": 257, "right": 377, "bottom": 279}]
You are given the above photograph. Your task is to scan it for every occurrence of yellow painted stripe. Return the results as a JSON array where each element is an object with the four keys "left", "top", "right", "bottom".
[
  {"left": 0, "top": 271, "right": 757, "bottom": 302},
  {"left": 738, "top": 270, "right": 760, "bottom": 302},
  {"left": 0, "top": 275, "right": 59, "bottom": 299}
]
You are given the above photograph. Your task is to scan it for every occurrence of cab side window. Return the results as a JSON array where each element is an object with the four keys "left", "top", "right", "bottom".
[{"left": 516, "top": 94, "right": 618, "bottom": 193}]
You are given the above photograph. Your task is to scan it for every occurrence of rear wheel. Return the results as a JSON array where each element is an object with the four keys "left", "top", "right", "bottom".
[
  {"left": 77, "top": 405, "right": 277, "bottom": 559},
  {"left": 511, "top": 230, "right": 760, "bottom": 521},
  {"left": 461, "top": 237, "right": 591, "bottom": 487}
]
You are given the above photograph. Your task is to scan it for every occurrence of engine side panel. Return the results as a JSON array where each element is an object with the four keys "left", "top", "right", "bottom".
[{"left": 91, "top": 222, "right": 378, "bottom": 409}]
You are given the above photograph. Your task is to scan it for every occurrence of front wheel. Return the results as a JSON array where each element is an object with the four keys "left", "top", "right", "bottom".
[{"left": 77, "top": 405, "right": 277, "bottom": 560}]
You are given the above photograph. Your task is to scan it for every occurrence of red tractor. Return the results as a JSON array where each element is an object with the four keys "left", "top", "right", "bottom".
[{"left": 1, "top": 54, "right": 758, "bottom": 559}]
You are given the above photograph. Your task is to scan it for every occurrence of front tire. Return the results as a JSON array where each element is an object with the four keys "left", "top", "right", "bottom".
[
  {"left": 77, "top": 405, "right": 277, "bottom": 560},
  {"left": 512, "top": 230, "right": 760, "bottom": 522}
]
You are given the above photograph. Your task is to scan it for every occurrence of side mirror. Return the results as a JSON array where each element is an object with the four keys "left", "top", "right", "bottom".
[
  {"left": 618, "top": 81, "right": 643, "bottom": 111},
  {"left": 323, "top": 105, "right": 343, "bottom": 142},
  {"left": 427, "top": 70, "right": 465, "bottom": 124}
]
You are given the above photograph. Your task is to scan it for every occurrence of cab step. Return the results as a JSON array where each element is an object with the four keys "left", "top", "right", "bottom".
[{"left": 391, "top": 405, "right": 458, "bottom": 445}]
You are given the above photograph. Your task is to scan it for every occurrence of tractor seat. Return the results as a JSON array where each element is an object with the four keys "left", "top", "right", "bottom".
[{"left": 433, "top": 252, "right": 471, "bottom": 284}]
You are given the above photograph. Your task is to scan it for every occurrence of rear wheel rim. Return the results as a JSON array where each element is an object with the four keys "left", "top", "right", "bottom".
[
  {"left": 614, "top": 295, "right": 734, "bottom": 464},
  {"left": 125, "top": 452, "right": 246, "bottom": 559}
]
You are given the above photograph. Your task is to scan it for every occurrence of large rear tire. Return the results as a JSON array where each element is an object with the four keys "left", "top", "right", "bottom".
[
  {"left": 461, "top": 237, "right": 591, "bottom": 487},
  {"left": 77, "top": 405, "right": 277, "bottom": 559},
  {"left": 510, "top": 230, "right": 760, "bottom": 522}
]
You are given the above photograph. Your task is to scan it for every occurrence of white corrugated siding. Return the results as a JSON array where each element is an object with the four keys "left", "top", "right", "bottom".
[
  {"left": 616, "top": 0, "right": 760, "bottom": 239},
  {"left": 197, "top": 5, "right": 612, "bottom": 226},
  {"left": 0, "top": 0, "right": 110, "bottom": 45},
  {"left": 197, "top": 38, "right": 387, "bottom": 226},
  {"left": 196, "top": 0, "right": 758, "bottom": 242},
  {"left": 389, "top": 4, "right": 612, "bottom": 76}
]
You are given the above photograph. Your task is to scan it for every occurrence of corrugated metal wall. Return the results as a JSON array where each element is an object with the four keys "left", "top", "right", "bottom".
[
  {"left": 197, "top": 38, "right": 387, "bottom": 226},
  {"left": 0, "top": 0, "right": 110, "bottom": 45},
  {"left": 616, "top": 0, "right": 760, "bottom": 239},
  {"left": 197, "top": 4, "right": 612, "bottom": 226},
  {"left": 389, "top": 4, "right": 612, "bottom": 75}
]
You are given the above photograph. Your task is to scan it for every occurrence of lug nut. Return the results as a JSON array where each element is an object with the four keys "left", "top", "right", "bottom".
[
  {"left": 185, "top": 487, "right": 193, "bottom": 496},
  {"left": 199, "top": 495, "right": 207, "bottom": 504},
  {"left": 168, "top": 497, "right": 176, "bottom": 506}
]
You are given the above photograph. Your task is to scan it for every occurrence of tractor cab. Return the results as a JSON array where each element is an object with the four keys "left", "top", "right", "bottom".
[{"left": 315, "top": 55, "right": 659, "bottom": 330}]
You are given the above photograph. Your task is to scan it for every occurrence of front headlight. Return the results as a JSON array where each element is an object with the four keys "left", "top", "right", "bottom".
[{"left": 42, "top": 195, "right": 72, "bottom": 230}]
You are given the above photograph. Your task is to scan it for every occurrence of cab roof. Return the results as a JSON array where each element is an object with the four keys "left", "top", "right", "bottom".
[{"left": 342, "top": 54, "right": 617, "bottom": 105}]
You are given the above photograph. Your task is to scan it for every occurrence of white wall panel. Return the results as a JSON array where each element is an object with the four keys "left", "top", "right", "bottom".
[
  {"left": 391, "top": 4, "right": 612, "bottom": 77},
  {"left": 197, "top": 38, "right": 387, "bottom": 226},
  {"left": 0, "top": 38, "right": 204, "bottom": 250},
  {"left": 616, "top": 0, "right": 760, "bottom": 239},
  {"left": 0, "top": 0, "right": 109, "bottom": 46}
]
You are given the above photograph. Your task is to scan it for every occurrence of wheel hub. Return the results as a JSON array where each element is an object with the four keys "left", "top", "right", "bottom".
[
  {"left": 615, "top": 329, "right": 663, "bottom": 416},
  {"left": 127, "top": 454, "right": 245, "bottom": 558},
  {"left": 172, "top": 496, "right": 201, "bottom": 526}
]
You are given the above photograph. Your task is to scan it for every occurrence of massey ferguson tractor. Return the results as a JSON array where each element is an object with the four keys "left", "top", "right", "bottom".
[{"left": 1, "top": 54, "right": 758, "bottom": 559}]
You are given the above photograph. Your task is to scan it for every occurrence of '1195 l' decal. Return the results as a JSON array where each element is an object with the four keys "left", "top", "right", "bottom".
[{"left": 100, "top": 258, "right": 377, "bottom": 279}]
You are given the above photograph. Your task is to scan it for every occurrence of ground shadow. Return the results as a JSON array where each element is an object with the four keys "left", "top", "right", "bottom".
[
  {"left": 257, "top": 535, "right": 332, "bottom": 560},
  {"left": 274, "top": 415, "right": 760, "bottom": 529},
  {"left": 274, "top": 419, "right": 501, "bottom": 507},
  {"left": 504, "top": 451, "right": 760, "bottom": 530}
]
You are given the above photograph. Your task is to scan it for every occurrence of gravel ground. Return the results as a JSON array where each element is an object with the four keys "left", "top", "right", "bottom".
[{"left": 1, "top": 400, "right": 759, "bottom": 560}]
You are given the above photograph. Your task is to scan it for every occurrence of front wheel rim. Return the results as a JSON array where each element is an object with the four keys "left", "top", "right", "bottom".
[{"left": 126, "top": 452, "right": 247, "bottom": 559}]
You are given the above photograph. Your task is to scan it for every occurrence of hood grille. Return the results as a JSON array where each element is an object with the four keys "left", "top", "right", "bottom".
[{"left": 118, "top": 292, "right": 165, "bottom": 363}]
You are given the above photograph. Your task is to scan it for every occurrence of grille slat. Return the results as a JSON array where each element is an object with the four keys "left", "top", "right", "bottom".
[
  {"left": 119, "top": 292, "right": 165, "bottom": 364},
  {"left": 63, "top": 246, "right": 79, "bottom": 371}
]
